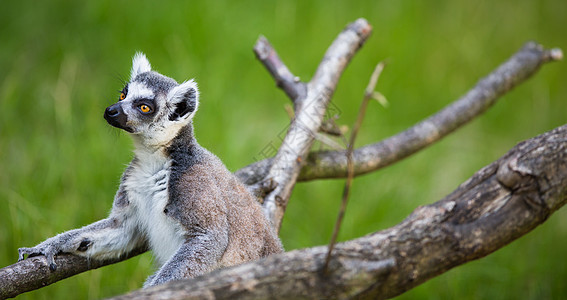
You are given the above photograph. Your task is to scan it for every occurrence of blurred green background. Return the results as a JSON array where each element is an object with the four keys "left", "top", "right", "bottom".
[{"left": 1, "top": 0, "right": 565, "bottom": 299}]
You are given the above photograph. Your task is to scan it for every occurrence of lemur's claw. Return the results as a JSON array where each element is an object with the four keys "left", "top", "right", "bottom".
[
  {"left": 17, "top": 246, "right": 59, "bottom": 272},
  {"left": 45, "top": 253, "right": 57, "bottom": 272},
  {"left": 17, "top": 248, "right": 28, "bottom": 261}
]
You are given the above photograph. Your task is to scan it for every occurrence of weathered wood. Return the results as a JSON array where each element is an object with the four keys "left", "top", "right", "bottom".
[
  {"left": 0, "top": 247, "right": 147, "bottom": 299},
  {"left": 253, "top": 36, "right": 307, "bottom": 103},
  {"left": 255, "top": 18, "right": 372, "bottom": 231},
  {"left": 110, "top": 124, "right": 567, "bottom": 300}
]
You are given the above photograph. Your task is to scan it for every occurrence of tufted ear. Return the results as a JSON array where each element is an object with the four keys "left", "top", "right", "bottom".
[
  {"left": 130, "top": 52, "right": 152, "bottom": 81},
  {"left": 167, "top": 79, "right": 199, "bottom": 121}
]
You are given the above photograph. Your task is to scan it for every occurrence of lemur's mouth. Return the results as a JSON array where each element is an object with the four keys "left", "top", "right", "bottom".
[
  {"left": 106, "top": 120, "right": 134, "bottom": 133},
  {"left": 104, "top": 104, "right": 134, "bottom": 133}
]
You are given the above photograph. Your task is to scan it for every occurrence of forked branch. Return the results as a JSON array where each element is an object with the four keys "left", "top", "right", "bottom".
[{"left": 253, "top": 18, "right": 372, "bottom": 231}]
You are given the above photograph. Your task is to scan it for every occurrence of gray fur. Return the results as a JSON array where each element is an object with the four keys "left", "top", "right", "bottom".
[{"left": 17, "top": 53, "right": 283, "bottom": 287}]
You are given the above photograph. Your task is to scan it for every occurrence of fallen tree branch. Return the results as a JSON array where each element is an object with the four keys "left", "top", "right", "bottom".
[
  {"left": 111, "top": 123, "right": 567, "bottom": 300},
  {"left": 0, "top": 247, "right": 147, "bottom": 299},
  {"left": 235, "top": 43, "right": 564, "bottom": 183}
]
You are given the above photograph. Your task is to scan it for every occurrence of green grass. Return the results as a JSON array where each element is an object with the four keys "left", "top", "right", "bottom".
[{"left": 1, "top": 0, "right": 566, "bottom": 299}]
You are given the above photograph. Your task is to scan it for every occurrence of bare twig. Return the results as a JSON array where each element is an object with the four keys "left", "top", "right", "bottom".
[
  {"left": 111, "top": 124, "right": 567, "bottom": 300},
  {"left": 313, "top": 132, "right": 344, "bottom": 150},
  {"left": 323, "top": 62, "right": 385, "bottom": 273},
  {"left": 283, "top": 103, "right": 295, "bottom": 120},
  {"left": 319, "top": 117, "right": 345, "bottom": 137},
  {"left": 235, "top": 43, "right": 564, "bottom": 184},
  {"left": 253, "top": 36, "right": 307, "bottom": 104}
]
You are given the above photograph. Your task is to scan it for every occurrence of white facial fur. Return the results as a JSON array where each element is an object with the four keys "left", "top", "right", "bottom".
[
  {"left": 131, "top": 52, "right": 152, "bottom": 82},
  {"left": 120, "top": 53, "right": 200, "bottom": 150},
  {"left": 125, "top": 82, "right": 154, "bottom": 101}
]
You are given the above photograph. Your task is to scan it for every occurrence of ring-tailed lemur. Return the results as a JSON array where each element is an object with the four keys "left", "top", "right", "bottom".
[{"left": 18, "top": 53, "right": 283, "bottom": 287}]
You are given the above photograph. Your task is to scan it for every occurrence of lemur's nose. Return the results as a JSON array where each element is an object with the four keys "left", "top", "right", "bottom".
[
  {"left": 104, "top": 103, "right": 133, "bottom": 132},
  {"left": 105, "top": 105, "right": 120, "bottom": 117}
]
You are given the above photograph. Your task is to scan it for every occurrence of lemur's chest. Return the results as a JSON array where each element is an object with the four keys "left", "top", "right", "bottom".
[{"left": 124, "top": 157, "right": 185, "bottom": 266}]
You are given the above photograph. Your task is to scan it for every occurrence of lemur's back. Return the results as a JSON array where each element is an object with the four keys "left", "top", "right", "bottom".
[{"left": 166, "top": 131, "right": 282, "bottom": 267}]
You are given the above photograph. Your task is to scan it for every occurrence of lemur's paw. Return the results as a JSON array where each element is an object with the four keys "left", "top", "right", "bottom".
[{"left": 18, "top": 246, "right": 58, "bottom": 271}]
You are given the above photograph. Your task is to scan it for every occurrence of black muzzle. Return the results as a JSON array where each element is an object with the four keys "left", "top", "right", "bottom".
[{"left": 104, "top": 103, "right": 134, "bottom": 133}]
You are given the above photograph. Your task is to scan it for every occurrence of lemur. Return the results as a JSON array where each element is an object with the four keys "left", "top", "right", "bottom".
[{"left": 18, "top": 53, "right": 283, "bottom": 287}]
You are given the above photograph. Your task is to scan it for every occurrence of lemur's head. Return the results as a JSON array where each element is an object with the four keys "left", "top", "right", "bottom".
[{"left": 104, "top": 53, "right": 199, "bottom": 148}]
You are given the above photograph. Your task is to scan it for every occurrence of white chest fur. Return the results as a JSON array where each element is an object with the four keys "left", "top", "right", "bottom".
[{"left": 124, "top": 150, "right": 185, "bottom": 266}]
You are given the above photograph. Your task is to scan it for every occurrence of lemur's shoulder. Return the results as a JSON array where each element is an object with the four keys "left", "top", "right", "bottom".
[{"left": 164, "top": 130, "right": 238, "bottom": 228}]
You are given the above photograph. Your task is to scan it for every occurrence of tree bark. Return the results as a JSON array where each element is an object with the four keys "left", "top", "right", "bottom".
[
  {"left": 110, "top": 123, "right": 567, "bottom": 300},
  {"left": 0, "top": 247, "right": 147, "bottom": 299}
]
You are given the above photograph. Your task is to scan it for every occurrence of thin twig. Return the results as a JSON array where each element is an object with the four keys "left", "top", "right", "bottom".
[
  {"left": 319, "top": 117, "right": 345, "bottom": 137},
  {"left": 313, "top": 132, "right": 345, "bottom": 150},
  {"left": 323, "top": 62, "right": 386, "bottom": 273},
  {"left": 253, "top": 36, "right": 307, "bottom": 104}
]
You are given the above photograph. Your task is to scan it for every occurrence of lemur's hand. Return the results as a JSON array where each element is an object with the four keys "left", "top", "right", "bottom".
[
  {"left": 18, "top": 243, "right": 60, "bottom": 271},
  {"left": 18, "top": 232, "right": 91, "bottom": 272}
]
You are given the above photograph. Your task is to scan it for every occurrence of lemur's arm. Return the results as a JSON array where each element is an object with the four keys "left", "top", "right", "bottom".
[
  {"left": 144, "top": 226, "right": 229, "bottom": 287},
  {"left": 18, "top": 186, "right": 144, "bottom": 271}
]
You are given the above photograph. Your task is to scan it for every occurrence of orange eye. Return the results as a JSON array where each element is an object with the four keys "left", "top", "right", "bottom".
[
  {"left": 119, "top": 92, "right": 126, "bottom": 100},
  {"left": 139, "top": 104, "right": 151, "bottom": 113}
]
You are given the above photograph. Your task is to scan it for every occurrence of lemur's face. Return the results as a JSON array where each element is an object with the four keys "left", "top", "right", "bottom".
[{"left": 104, "top": 53, "right": 199, "bottom": 148}]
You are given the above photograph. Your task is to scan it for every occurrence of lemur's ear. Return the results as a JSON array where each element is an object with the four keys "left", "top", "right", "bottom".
[
  {"left": 130, "top": 52, "right": 152, "bottom": 81},
  {"left": 167, "top": 80, "right": 199, "bottom": 121}
]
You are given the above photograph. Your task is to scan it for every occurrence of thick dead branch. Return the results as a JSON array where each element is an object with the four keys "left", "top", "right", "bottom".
[
  {"left": 111, "top": 123, "right": 567, "bottom": 300},
  {"left": 235, "top": 42, "right": 563, "bottom": 183},
  {"left": 0, "top": 247, "right": 147, "bottom": 299},
  {"left": 257, "top": 18, "right": 372, "bottom": 231}
]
